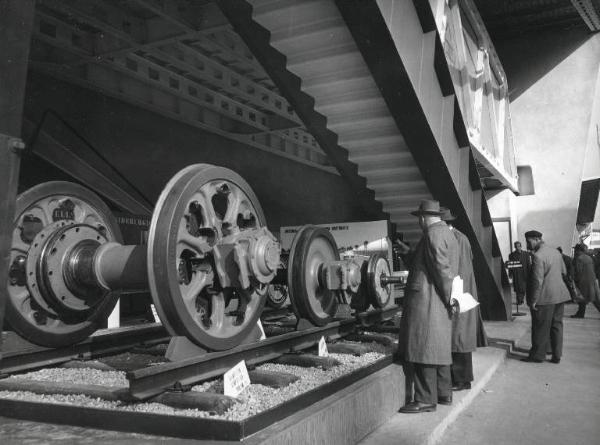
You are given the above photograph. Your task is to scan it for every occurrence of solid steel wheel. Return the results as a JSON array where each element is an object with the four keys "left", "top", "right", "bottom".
[
  {"left": 6, "top": 182, "right": 122, "bottom": 347},
  {"left": 366, "top": 254, "right": 392, "bottom": 308},
  {"left": 288, "top": 226, "right": 339, "bottom": 326},
  {"left": 147, "top": 164, "right": 269, "bottom": 351}
]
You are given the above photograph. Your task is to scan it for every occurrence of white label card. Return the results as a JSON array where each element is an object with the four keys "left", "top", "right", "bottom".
[
  {"left": 224, "top": 360, "right": 251, "bottom": 398},
  {"left": 150, "top": 304, "right": 161, "bottom": 324},
  {"left": 257, "top": 319, "right": 266, "bottom": 340},
  {"left": 318, "top": 336, "right": 329, "bottom": 357}
]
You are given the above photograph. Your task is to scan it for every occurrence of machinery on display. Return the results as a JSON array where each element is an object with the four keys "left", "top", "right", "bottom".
[{"left": 6, "top": 164, "right": 402, "bottom": 353}]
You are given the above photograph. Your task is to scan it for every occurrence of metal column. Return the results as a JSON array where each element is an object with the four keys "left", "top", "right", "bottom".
[{"left": 0, "top": 0, "right": 36, "bottom": 358}]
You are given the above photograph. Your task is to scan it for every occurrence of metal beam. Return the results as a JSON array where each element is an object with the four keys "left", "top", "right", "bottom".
[
  {"left": 21, "top": 118, "right": 153, "bottom": 215},
  {"left": 36, "top": 1, "right": 307, "bottom": 137},
  {"left": 29, "top": 61, "right": 333, "bottom": 173},
  {"left": 571, "top": 0, "right": 600, "bottom": 31},
  {"left": 0, "top": 0, "right": 36, "bottom": 359},
  {"left": 32, "top": 13, "right": 278, "bottom": 135}
]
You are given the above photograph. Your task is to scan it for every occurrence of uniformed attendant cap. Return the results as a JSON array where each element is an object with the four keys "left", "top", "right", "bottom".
[{"left": 524, "top": 230, "right": 543, "bottom": 239}]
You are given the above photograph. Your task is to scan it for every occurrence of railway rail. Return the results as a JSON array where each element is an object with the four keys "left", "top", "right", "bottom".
[
  {"left": 0, "top": 323, "right": 169, "bottom": 374},
  {"left": 127, "top": 305, "right": 398, "bottom": 399}
]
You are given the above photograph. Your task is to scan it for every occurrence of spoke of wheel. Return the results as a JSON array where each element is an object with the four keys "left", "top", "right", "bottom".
[
  {"left": 38, "top": 200, "right": 54, "bottom": 225},
  {"left": 223, "top": 186, "right": 243, "bottom": 226},
  {"left": 178, "top": 228, "right": 212, "bottom": 255},
  {"left": 182, "top": 273, "right": 210, "bottom": 302},
  {"left": 76, "top": 204, "right": 90, "bottom": 224},
  {"left": 18, "top": 293, "right": 32, "bottom": 312},
  {"left": 11, "top": 288, "right": 29, "bottom": 302},
  {"left": 210, "top": 293, "right": 226, "bottom": 329},
  {"left": 199, "top": 188, "right": 221, "bottom": 230},
  {"left": 11, "top": 237, "right": 30, "bottom": 254},
  {"left": 45, "top": 317, "right": 61, "bottom": 329}
]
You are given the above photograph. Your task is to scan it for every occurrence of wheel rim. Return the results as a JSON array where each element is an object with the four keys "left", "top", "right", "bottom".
[
  {"left": 367, "top": 254, "right": 392, "bottom": 308},
  {"left": 148, "top": 164, "right": 269, "bottom": 351},
  {"left": 6, "top": 182, "right": 122, "bottom": 347},
  {"left": 288, "top": 226, "right": 339, "bottom": 326}
]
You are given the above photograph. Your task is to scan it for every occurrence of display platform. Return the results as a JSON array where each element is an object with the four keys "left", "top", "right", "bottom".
[
  {"left": 0, "top": 357, "right": 403, "bottom": 442},
  {"left": 244, "top": 361, "right": 404, "bottom": 445}
]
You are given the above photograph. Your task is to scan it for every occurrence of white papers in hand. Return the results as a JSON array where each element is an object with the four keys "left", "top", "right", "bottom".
[{"left": 451, "top": 276, "right": 479, "bottom": 313}]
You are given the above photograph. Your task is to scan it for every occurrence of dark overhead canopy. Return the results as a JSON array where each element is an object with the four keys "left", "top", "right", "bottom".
[{"left": 472, "top": 0, "right": 594, "bottom": 40}]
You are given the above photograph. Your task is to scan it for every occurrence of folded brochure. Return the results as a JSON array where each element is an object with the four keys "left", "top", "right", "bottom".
[{"left": 451, "top": 275, "right": 479, "bottom": 313}]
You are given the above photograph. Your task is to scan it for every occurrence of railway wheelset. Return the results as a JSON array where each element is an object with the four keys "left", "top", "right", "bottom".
[{"left": 7, "top": 163, "right": 402, "bottom": 352}]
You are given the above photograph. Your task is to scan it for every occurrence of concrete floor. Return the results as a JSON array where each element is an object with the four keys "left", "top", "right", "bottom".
[
  {"left": 1, "top": 302, "right": 598, "bottom": 444},
  {"left": 361, "top": 302, "right": 600, "bottom": 445}
]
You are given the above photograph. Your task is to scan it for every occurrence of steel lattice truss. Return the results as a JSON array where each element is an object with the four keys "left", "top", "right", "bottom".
[{"left": 30, "top": 0, "right": 335, "bottom": 173}]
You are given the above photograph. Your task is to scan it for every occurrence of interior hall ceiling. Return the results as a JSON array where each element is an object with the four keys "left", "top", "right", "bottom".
[
  {"left": 28, "top": 0, "right": 335, "bottom": 174},
  {"left": 473, "top": 0, "right": 598, "bottom": 40}
]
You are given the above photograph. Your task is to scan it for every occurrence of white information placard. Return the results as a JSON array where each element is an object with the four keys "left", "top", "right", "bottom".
[
  {"left": 257, "top": 319, "right": 266, "bottom": 340},
  {"left": 150, "top": 304, "right": 161, "bottom": 324},
  {"left": 224, "top": 360, "right": 251, "bottom": 398},
  {"left": 318, "top": 336, "right": 329, "bottom": 357}
]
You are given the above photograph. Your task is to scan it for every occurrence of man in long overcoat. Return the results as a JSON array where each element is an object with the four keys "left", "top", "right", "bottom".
[
  {"left": 398, "top": 200, "right": 459, "bottom": 413},
  {"left": 508, "top": 241, "right": 531, "bottom": 305},
  {"left": 523, "top": 230, "right": 570, "bottom": 363},
  {"left": 441, "top": 208, "right": 487, "bottom": 391},
  {"left": 572, "top": 244, "right": 600, "bottom": 318}
]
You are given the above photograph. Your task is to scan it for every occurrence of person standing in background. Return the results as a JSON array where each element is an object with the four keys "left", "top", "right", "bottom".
[
  {"left": 441, "top": 208, "right": 487, "bottom": 392},
  {"left": 397, "top": 200, "right": 459, "bottom": 413},
  {"left": 572, "top": 243, "right": 600, "bottom": 318},
  {"left": 523, "top": 231, "right": 570, "bottom": 364},
  {"left": 557, "top": 247, "right": 573, "bottom": 282},
  {"left": 508, "top": 241, "right": 532, "bottom": 306}
]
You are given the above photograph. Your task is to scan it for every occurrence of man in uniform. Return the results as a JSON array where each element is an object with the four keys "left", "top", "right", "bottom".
[
  {"left": 441, "top": 208, "right": 486, "bottom": 391},
  {"left": 508, "top": 241, "right": 531, "bottom": 306},
  {"left": 398, "top": 200, "right": 459, "bottom": 413},
  {"left": 523, "top": 230, "right": 570, "bottom": 363}
]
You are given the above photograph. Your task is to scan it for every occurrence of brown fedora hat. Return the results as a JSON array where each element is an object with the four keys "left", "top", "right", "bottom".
[
  {"left": 411, "top": 199, "right": 443, "bottom": 216},
  {"left": 440, "top": 207, "right": 456, "bottom": 221}
]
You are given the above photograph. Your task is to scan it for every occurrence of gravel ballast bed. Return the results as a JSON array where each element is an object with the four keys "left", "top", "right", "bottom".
[{"left": 0, "top": 348, "right": 388, "bottom": 421}]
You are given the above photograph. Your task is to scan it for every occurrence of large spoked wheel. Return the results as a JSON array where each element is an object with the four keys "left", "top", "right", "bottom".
[
  {"left": 6, "top": 182, "right": 122, "bottom": 347},
  {"left": 147, "top": 164, "right": 268, "bottom": 351},
  {"left": 288, "top": 226, "right": 339, "bottom": 326}
]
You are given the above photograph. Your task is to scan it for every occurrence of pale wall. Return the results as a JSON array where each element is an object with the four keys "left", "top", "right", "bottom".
[{"left": 497, "top": 30, "right": 600, "bottom": 251}]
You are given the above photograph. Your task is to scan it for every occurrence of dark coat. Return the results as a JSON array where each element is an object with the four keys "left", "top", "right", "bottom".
[
  {"left": 573, "top": 252, "right": 599, "bottom": 303},
  {"left": 508, "top": 249, "right": 531, "bottom": 294},
  {"left": 398, "top": 221, "right": 459, "bottom": 365},
  {"left": 562, "top": 254, "right": 573, "bottom": 280},
  {"left": 450, "top": 228, "right": 478, "bottom": 353},
  {"left": 527, "top": 243, "right": 570, "bottom": 306}
]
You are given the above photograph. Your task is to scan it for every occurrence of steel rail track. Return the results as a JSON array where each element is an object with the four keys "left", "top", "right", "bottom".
[
  {"left": 127, "top": 306, "right": 399, "bottom": 400},
  {"left": 0, "top": 323, "right": 169, "bottom": 374}
]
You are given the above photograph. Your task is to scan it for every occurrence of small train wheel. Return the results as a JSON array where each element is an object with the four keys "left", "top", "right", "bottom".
[
  {"left": 288, "top": 226, "right": 339, "bottom": 326},
  {"left": 366, "top": 254, "right": 392, "bottom": 308},
  {"left": 266, "top": 284, "right": 288, "bottom": 309}
]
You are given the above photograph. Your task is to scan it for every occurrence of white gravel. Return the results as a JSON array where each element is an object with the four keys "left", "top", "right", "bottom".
[
  {"left": 0, "top": 347, "right": 387, "bottom": 421},
  {"left": 7, "top": 368, "right": 128, "bottom": 387},
  {"left": 191, "top": 351, "right": 386, "bottom": 420}
]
